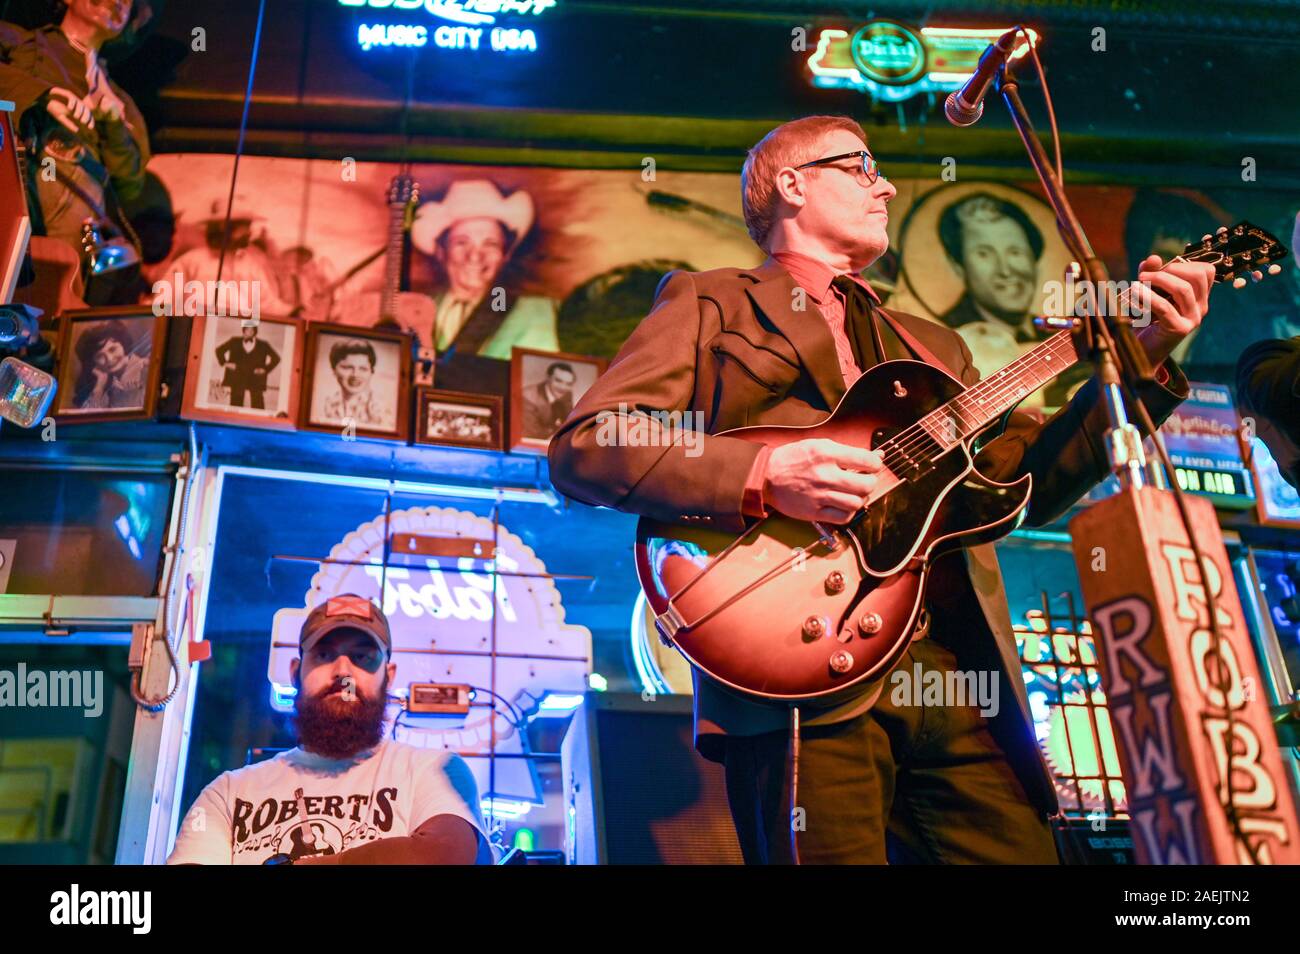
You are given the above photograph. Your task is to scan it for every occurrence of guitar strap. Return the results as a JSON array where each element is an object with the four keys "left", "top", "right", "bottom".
[{"left": 870, "top": 303, "right": 955, "bottom": 374}]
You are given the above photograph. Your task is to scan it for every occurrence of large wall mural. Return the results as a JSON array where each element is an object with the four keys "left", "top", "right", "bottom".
[{"left": 144, "top": 155, "right": 1300, "bottom": 399}]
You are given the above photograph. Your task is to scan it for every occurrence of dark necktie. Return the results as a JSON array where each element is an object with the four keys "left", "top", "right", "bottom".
[{"left": 831, "top": 274, "right": 889, "bottom": 370}]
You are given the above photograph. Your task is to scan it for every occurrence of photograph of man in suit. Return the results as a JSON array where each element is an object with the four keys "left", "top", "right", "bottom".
[
  {"left": 938, "top": 192, "right": 1045, "bottom": 342},
  {"left": 521, "top": 360, "right": 575, "bottom": 441},
  {"left": 214, "top": 321, "right": 281, "bottom": 409},
  {"left": 547, "top": 115, "right": 1213, "bottom": 864}
]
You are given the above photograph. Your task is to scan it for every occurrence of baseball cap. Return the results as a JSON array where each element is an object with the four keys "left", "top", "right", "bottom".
[{"left": 299, "top": 594, "right": 392, "bottom": 657}]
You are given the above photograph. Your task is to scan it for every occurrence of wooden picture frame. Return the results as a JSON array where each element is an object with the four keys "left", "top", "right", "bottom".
[
  {"left": 54, "top": 306, "right": 167, "bottom": 423},
  {"left": 181, "top": 314, "right": 304, "bottom": 430},
  {"left": 299, "top": 321, "right": 412, "bottom": 441},
  {"left": 1242, "top": 432, "right": 1300, "bottom": 529},
  {"left": 414, "top": 388, "right": 504, "bottom": 451},
  {"left": 509, "top": 346, "right": 607, "bottom": 453}
]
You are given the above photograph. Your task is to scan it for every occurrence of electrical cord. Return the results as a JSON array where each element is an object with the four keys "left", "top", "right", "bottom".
[
  {"left": 130, "top": 426, "right": 198, "bottom": 711},
  {"left": 214, "top": 0, "right": 268, "bottom": 288}
]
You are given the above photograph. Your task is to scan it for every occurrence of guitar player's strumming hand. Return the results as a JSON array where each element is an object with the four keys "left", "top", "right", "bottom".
[{"left": 762, "top": 439, "right": 887, "bottom": 525}]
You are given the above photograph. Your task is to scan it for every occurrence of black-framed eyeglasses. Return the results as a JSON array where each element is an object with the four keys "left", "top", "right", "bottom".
[{"left": 795, "top": 150, "right": 883, "bottom": 185}]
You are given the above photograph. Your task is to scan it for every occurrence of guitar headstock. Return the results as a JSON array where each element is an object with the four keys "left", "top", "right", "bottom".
[
  {"left": 1183, "top": 220, "right": 1288, "bottom": 288},
  {"left": 387, "top": 174, "right": 419, "bottom": 208}
]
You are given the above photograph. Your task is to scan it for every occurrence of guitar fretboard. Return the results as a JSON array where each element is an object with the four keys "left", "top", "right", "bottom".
[
  {"left": 378, "top": 200, "right": 406, "bottom": 320},
  {"left": 882, "top": 331, "right": 1079, "bottom": 472}
]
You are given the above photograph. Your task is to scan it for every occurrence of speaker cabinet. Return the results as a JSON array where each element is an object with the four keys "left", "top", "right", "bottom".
[{"left": 561, "top": 692, "right": 743, "bottom": 865}]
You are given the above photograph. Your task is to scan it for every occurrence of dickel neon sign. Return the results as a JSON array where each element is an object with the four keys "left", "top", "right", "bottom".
[
  {"left": 808, "top": 22, "right": 1039, "bottom": 103},
  {"left": 340, "top": 0, "right": 556, "bottom": 28}
]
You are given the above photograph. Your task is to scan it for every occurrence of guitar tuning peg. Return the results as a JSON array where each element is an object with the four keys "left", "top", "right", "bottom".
[
  {"left": 1217, "top": 226, "right": 1229, "bottom": 235},
  {"left": 1201, "top": 234, "right": 1212, "bottom": 242},
  {"left": 1232, "top": 276, "right": 1247, "bottom": 289},
  {"left": 1268, "top": 263, "right": 1282, "bottom": 275}
]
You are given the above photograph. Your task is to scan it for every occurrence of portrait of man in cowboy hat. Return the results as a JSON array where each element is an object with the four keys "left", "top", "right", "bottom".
[{"left": 411, "top": 179, "right": 558, "bottom": 360}]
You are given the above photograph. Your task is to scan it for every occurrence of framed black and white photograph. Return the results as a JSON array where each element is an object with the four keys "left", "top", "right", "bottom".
[
  {"left": 181, "top": 315, "right": 303, "bottom": 429},
  {"left": 300, "top": 322, "right": 411, "bottom": 440},
  {"left": 54, "top": 307, "right": 166, "bottom": 423},
  {"left": 509, "top": 347, "right": 606, "bottom": 452},
  {"left": 415, "top": 388, "right": 503, "bottom": 451}
]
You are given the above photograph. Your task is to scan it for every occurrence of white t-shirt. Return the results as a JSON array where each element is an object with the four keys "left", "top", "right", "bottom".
[{"left": 167, "top": 740, "right": 491, "bottom": 865}]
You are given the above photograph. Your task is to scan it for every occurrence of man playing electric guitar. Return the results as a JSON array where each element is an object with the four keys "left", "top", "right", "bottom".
[{"left": 547, "top": 116, "right": 1214, "bottom": 865}]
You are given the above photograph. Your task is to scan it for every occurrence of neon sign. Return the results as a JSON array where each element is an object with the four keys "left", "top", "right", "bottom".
[
  {"left": 343, "top": 0, "right": 554, "bottom": 53},
  {"left": 340, "top": 0, "right": 557, "bottom": 28},
  {"left": 357, "top": 23, "right": 537, "bottom": 51},
  {"left": 807, "top": 22, "right": 1039, "bottom": 103},
  {"left": 268, "top": 506, "right": 592, "bottom": 806}
]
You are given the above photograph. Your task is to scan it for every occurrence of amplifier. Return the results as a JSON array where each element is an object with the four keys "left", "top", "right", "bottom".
[{"left": 561, "top": 691, "right": 743, "bottom": 865}]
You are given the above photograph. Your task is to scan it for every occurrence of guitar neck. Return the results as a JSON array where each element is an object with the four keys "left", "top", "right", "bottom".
[
  {"left": 914, "top": 330, "right": 1079, "bottom": 451},
  {"left": 379, "top": 200, "right": 406, "bottom": 319}
]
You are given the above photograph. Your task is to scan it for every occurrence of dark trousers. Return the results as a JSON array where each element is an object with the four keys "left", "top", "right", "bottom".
[
  {"left": 230, "top": 385, "right": 265, "bottom": 409},
  {"left": 721, "top": 633, "right": 1060, "bottom": 864}
]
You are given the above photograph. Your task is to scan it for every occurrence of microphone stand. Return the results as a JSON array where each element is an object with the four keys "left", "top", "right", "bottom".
[{"left": 997, "top": 56, "right": 1152, "bottom": 487}]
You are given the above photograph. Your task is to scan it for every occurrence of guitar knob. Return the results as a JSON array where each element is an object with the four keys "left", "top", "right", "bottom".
[
  {"left": 825, "top": 571, "right": 846, "bottom": 594},
  {"left": 859, "top": 612, "right": 883, "bottom": 634},
  {"left": 802, "top": 615, "right": 829, "bottom": 640},
  {"left": 1233, "top": 277, "right": 1247, "bottom": 289},
  {"left": 829, "top": 650, "right": 854, "bottom": 674},
  {"left": 1268, "top": 264, "right": 1282, "bottom": 275}
]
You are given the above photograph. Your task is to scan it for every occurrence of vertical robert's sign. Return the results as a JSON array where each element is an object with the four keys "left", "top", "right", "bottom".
[{"left": 1071, "top": 486, "right": 1300, "bottom": 864}]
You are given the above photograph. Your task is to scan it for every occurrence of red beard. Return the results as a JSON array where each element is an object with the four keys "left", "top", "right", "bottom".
[{"left": 293, "top": 674, "right": 389, "bottom": 759}]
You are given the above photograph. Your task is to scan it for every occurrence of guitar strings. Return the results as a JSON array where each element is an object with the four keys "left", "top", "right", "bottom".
[{"left": 877, "top": 332, "right": 1076, "bottom": 471}]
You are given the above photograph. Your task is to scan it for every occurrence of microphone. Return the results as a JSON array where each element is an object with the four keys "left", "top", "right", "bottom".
[{"left": 944, "top": 27, "right": 1022, "bottom": 127}]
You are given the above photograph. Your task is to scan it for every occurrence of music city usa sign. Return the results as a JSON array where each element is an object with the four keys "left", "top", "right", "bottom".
[
  {"left": 269, "top": 505, "right": 590, "bottom": 804},
  {"left": 339, "top": 0, "right": 556, "bottom": 53},
  {"left": 1072, "top": 488, "right": 1300, "bottom": 864}
]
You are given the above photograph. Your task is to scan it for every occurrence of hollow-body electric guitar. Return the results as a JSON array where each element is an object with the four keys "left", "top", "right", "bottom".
[{"left": 634, "top": 222, "right": 1286, "bottom": 702}]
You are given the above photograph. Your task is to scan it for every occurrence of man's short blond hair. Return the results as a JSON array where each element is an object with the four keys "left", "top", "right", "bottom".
[{"left": 740, "top": 115, "right": 868, "bottom": 250}]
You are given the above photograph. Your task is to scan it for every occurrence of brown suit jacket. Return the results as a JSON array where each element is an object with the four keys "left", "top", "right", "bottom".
[{"left": 547, "top": 258, "right": 1188, "bottom": 815}]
